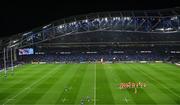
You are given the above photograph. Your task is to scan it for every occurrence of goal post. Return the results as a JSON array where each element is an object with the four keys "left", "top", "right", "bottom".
[{"left": 3, "top": 48, "right": 7, "bottom": 79}]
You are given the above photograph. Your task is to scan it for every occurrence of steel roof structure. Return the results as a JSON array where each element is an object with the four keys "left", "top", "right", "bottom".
[{"left": 1, "top": 7, "right": 180, "bottom": 50}]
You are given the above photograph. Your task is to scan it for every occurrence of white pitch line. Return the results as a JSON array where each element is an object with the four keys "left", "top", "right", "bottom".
[
  {"left": 125, "top": 97, "right": 128, "bottom": 103},
  {"left": 94, "top": 63, "right": 96, "bottom": 105},
  {"left": 138, "top": 67, "right": 180, "bottom": 98},
  {"left": 3, "top": 65, "right": 61, "bottom": 105}
]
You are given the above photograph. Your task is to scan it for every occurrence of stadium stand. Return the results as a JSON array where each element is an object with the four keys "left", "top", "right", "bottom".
[{"left": 0, "top": 7, "right": 180, "bottom": 67}]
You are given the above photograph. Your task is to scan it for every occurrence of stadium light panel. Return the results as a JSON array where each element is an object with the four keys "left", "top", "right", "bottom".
[
  {"left": 43, "top": 24, "right": 51, "bottom": 29},
  {"left": 171, "top": 16, "right": 178, "bottom": 20},
  {"left": 13, "top": 40, "right": 18, "bottom": 43},
  {"left": 155, "top": 28, "right": 164, "bottom": 31},
  {"left": 73, "top": 22, "right": 76, "bottom": 24},
  {"left": 58, "top": 25, "right": 63, "bottom": 29},
  {"left": 104, "top": 17, "right": 108, "bottom": 21},
  {"left": 123, "top": 17, "right": 131, "bottom": 21},
  {"left": 95, "top": 18, "right": 100, "bottom": 21},
  {"left": 23, "top": 31, "right": 32, "bottom": 36},
  {"left": 70, "top": 22, "right": 76, "bottom": 25},
  {"left": 165, "top": 27, "right": 173, "bottom": 31},
  {"left": 84, "top": 19, "right": 88, "bottom": 22},
  {"left": 113, "top": 17, "right": 120, "bottom": 21}
]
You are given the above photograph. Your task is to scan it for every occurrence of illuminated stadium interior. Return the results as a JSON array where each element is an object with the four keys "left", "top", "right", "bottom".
[
  {"left": 0, "top": 7, "right": 179, "bottom": 63},
  {"left": 0, "top": 7, "right": 180, "bottom": 105}
]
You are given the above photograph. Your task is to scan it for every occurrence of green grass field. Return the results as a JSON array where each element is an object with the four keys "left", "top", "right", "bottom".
[{"left": 0, "top": 63, "right": 180, "bottom": 105}]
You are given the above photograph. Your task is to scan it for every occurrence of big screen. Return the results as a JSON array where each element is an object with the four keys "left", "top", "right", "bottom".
[{"left": 19, "top": 48, "right": 34, "bottom": 55}]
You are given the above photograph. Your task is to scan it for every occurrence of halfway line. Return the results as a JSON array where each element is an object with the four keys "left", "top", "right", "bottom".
[{"left": 94, "top": 63, "right": 96, "bottom": 105}]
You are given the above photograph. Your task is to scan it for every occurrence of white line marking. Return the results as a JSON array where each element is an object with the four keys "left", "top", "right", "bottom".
[
  {"left": 3, "top": 65, "right": 61, "bottom": 105},
  {"left": 94, "top": 63, "right": 96, "bottom": 105},
  {"left": 138, "top": 66, "right": 180, "bottom": 98},
  {"left": 125, "top": 97, "right": 128, "bottom": 103},
  {"left": 7, "top": 98, "right": 16, "bottom": 101}
]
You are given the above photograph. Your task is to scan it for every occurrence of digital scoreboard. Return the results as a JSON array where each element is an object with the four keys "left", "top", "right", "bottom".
[{"left": 19, "top": 48, "right": 34, "bottom": 55}]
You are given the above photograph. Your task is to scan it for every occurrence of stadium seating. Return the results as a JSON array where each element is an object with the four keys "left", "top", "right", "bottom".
[{"left": 18, "top": 53, "right": 169, "bottom": 63}]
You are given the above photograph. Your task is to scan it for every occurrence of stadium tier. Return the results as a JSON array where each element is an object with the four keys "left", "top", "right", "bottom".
[{"left": 0, "top": 7, "right": 180, "bottom": 68}]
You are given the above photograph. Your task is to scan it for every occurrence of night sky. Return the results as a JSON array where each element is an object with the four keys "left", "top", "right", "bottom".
[{"left": 0, "top": 0, "right": 179, "bottom": 38}]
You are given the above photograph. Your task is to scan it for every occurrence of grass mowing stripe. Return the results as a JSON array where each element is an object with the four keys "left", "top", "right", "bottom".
[
  {"left": 135, "top": 64, "right": 180, "bottom": 104},
  {"left": 127, "top": 64, "right": 177, "bottom": 105},
  {"left": 35, "top": 64, "right": 78, "bottom": 104},
  {"left": 115, "top": 64, "right": 157, "bottom": 105},
  {"left": 157, "top": 63, "right": 180, "bottom": 73},
  {"left": 138, "top": 64, "right": 180, "bottom": 98},
  {"left": 2, "top": 64, "right": 60, "bottom": 105},
  {"left": 1, "top": 63, "right": 180, "bottom": 105},
  {"left": 105, "top": 64, "right": 136, "bottom": 105},
  {"left": 0, "top": 64, "right": 48, "bottom": 104},
  {"left": 55, "top": 64, "right": 87, "bottom": 104},
  {"left": 96, "top": 64, "right": 115, "bottom": 104},
  {"left": 0, "top": 64, "right": 32, "bottom": 78},
  {"left": 14, "top": 64, "right": 66, "bottom": 104},
  {"left": 113, "top": 64, "right": 144, "bottom": 105},
  {"left": 147, "top": 64, "right": 180, "bottom": 97},
  {"left": 74, "top": 64, "right": 95, "bottom": 105},
  {"left": 147, "top": 64, "right": 180, "bottom": 87},
  {"left": 0, "top": 64, "right": 38, "bottom": 87},
  {"left": 134, "top": 63, "right": 178, "bottom": 103}
]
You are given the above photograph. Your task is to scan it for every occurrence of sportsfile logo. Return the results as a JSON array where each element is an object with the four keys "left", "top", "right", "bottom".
[{"left": 119, "top": 82, "right": 147, "bottom": 94}]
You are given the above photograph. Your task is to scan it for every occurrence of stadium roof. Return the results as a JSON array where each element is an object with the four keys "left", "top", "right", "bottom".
[
  {"left": 0, "top": 8, "right": 180, "bottom": 47},
  {"left": 5, "top": 7, "right": 180, "bottom": 36},
  {"left": 0, "top": 0, "right": 180, "bottom": 38},
  {"left": 15, "top": 7, "right": 180, "bottom": 31},
  {"left": 1, "top": 7, "right": 180, "bottom": 49}
]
